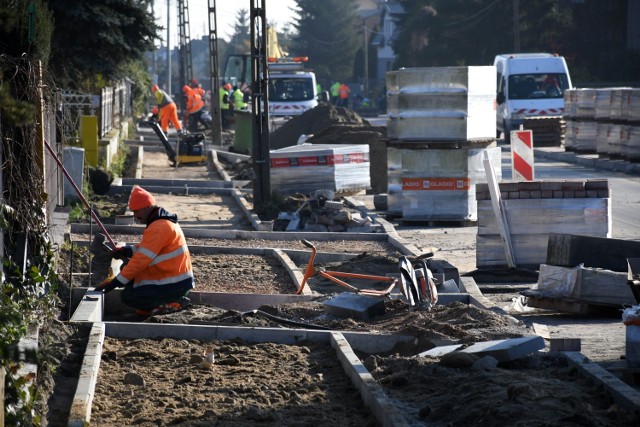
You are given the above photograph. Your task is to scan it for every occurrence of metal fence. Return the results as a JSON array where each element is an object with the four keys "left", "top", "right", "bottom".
[
  {"left": 99, "top": 79, "right": 132, "bottom": 138},
  {"left": 59, "top": 79, "right": 132, "bottom": 141}
]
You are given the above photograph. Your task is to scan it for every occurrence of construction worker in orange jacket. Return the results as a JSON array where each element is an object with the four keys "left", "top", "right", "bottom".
[
  {"left": 182, "top": 85, "right": 206, "bottom": 132},
  {"left": 338, "top": 83, "right": 351, "bottom": 108},
  {"left": 95, "top": 186, "right": 194, "bottom": 315},
  {"left": 152, "top": 84, "right": 183, "bottom": 134}
]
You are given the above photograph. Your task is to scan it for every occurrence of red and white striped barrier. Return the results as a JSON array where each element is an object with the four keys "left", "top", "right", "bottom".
[{"left": 511, "top": 129, "right": 534, "bottom": 181}]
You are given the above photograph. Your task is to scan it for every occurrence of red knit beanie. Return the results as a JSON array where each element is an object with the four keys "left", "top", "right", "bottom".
[{"left": 129, "top": 185, "right": 156, "bottom": 211}]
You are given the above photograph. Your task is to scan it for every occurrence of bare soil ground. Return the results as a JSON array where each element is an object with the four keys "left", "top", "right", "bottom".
[{"left": 92, "top": 338, "right": 377, "bottom": 427}]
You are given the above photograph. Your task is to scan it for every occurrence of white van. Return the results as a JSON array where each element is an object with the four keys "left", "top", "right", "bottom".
[
  {"left": 494, "top": 53, "right": 573, "bottom": 141},
  {"left": 268, "top": 60, "right": 318, "bottom": 116}
]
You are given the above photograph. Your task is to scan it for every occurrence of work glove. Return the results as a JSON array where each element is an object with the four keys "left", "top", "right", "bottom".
[
  {"left": 94, "top": 278, "right": 119, "bottom": 294},
  {"left": 110, "top": 245, "right": 134, "bottom": 260}
]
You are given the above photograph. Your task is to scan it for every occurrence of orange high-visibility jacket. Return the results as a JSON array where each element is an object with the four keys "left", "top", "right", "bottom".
[
  {"left": 115, "top": 208, "right": 194, "bottom": 289},
  {"left": 185, "top": 88, "right": 205, "bottom": 114},
  {"left": 338, "top": 83, "right": 350, "bottom": 99}
]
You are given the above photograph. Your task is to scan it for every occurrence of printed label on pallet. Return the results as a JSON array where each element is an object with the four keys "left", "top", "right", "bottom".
[
  {"left": 402, "top": 177, "right": 471, "bottom": 191},
  {"left": 271, "top": 152, "right": 369, "bottom": 168}
]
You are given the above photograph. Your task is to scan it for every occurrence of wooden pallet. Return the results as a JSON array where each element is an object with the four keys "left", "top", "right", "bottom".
[{"left": 523, "top": 291, "right": 621, "bottom": 315}]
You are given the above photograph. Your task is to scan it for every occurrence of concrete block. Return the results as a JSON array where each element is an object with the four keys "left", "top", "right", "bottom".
[
  {"left": 562, "top": 181, "right": 585, "bottom": 191},
  {"left": 519, "top": 181, "right": 541, "bottom": 191},
  {"left": 460, "top": 336, "right": 545, "bottom": 363},
  {"left": 324, "top": 293, "right": 386, "bottom": 321},
  {"left": 549, "top": 338, "right": 582, "bottom": 352},
  {"left": 585, "top": 179, "right": 609, "bottom": 190},
  {"left": 115, "top": 214, "right": 134, "bottom": 225}
]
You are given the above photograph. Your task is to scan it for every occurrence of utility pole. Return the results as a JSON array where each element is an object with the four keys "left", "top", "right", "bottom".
[
  {"left": 513, "top": 0, "right": 520, "bottom": 53},
  {"left": 208, "top": 0, "right": 223, "bottom": 146},
  {"left": 166, "top": 0, "right": 172, "bottom": 94},
  {"left": 363, "top": 22, "right": 369, "bottom": 98},
  {"left": 250, "top": 0, "right": 270, "bottom": 210},
  {"left": 151, "top": 0, "right": 157, "bottom": 81}
]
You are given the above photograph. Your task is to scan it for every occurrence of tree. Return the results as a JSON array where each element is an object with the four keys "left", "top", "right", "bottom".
[
  {"left": 291, "top": 0, "right": 361, "bottom": 83},
  {"left": 392, "top": 0, "right": 638, "bottom": 83},
  {"left": 47, "top": 0, "right": 160, "bottom": 89},
  {"left": 228, "top": 8, "right": 250, "bottom": 54}
]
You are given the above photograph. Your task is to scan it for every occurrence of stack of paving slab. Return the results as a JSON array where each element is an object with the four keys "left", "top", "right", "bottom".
[
  {"left": 475, "top": 179, "right": 611, "bottom": 269},
  {"left": 270, "top": 144, "right": 370, "bottom": 196},
  {"left": 564, "top": 87, "right": 640, "bottom": 160},
  {"left": 385, "top": 66, "right": 498, "bottom": 220}
]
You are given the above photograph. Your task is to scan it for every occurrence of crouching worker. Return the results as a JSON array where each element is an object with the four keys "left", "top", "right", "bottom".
[{"left": 95, "top": 185, "right": 194, "bottom": 316}]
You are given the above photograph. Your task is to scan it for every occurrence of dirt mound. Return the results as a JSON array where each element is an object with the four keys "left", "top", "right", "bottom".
[{"left": 270, "top": 104, "right": 370, "bottom": 149}]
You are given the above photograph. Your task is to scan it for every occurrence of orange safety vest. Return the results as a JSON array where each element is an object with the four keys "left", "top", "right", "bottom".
[
  {"left": 338, "top": 84, "right": 350, "bottom": 99},
  {"left": 185, "top": 88, "right": 205, "bottom": 114},
  {"left": 116, "top": 208, "right": 194, "bottom": 289}
]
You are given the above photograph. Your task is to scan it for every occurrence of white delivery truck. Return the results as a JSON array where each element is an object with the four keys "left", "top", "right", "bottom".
[
  {"left": 494, "top": 53, "right": 573, "bottom": 142},
  {"left": 268, "top": 58, "right": 318, "bottom": 117}
]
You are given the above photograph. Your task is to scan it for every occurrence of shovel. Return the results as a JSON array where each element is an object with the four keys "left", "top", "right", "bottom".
[{"left": 286, "top": 201, "right": 307, "bottom": 231}]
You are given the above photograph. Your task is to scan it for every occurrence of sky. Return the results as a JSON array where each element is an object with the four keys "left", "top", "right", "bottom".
[{"left": 154, "top": 0, "right": 298, "bottom": 48}]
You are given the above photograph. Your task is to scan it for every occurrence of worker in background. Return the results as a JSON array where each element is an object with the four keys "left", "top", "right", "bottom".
[
  {"left": 231, "top": 85, "right": 248, "bottom": 111},
  {"left": 330, "top": 81, "right": 341, "bottom": 105},
  {"left": 182, "top": 85, "right": 206, "bottom": 132},
  {"left": 220, "top": 83, "right": 232, "bottom": 129},
  {"left": 190, "top": 78, "right": 205, "bottom": 94},
  {"left": 151, "top": 84, "right": 183, "bottom": 134},
  {"left": 316, "top": 82, "right": 322, "bottom": 96},
  {"left": 338, "top": 82, "right": 351, "bottom": 108},
  {"left": 95, "top": 185, "right": 194, "bottom": 316}
]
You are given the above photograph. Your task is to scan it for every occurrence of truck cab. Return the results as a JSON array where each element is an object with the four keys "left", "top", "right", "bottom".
[{"left": 495, "top": 53, "right": 572, "bottom": 141}]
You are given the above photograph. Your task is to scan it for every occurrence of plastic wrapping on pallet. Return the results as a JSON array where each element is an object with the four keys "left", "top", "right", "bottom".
[
  {"left": 626, "top": 126, "right": 640, "bottom": 161},
  {"left": 574, "top": 121, "right": 597, "bottom": 152},
  {"left": 628, "top": 89, "right": 640, "bottom": 122},
  {"left": 386, "top": 66, "right": 496, "bottom": 141},
  {"left": 270, "top": 144, "right": 370, "bottom": 196},
  {"left": 387, "top": 146, "right": 501, "bottom": 221}
]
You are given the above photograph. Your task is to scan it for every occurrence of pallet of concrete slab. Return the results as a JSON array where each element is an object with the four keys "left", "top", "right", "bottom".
[
  {"left": 521, "top": 263, "right": 637, "bottom": 313},
  {"left": 386, "top": 65, "right": 496, "bottom": 141},
  {"left": 269, "top": 144, "right": 371, "bottom": 196},
  {"left": 475, "top": 179, "right": 611, "bottom": 269},
  {"left": 523, "top": 116, "right": 564, "bottom": 147},
  {"left": 386, "top": 144, "right": 501, "bottom": 221}
]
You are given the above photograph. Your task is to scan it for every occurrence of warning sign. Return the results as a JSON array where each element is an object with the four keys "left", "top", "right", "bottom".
[
  {"left": 402, "top": 178, "right": 471, "bottom": 191},
  {"left": 511, "top": 129, "right": 534, "bottom": 181}
]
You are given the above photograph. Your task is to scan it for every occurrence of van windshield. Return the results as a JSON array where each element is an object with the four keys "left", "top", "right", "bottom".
[
  {"left": 269, "top": 77, "right": 315, "bottom": 102},
  {"left": 507, "top": 73, "right": 569, "bottom": 100}
]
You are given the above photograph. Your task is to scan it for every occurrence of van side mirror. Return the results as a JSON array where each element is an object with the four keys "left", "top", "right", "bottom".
[
  {"left": 497, "top": 92, "right": 505, "bottom": 104},
  {"left": 317, "top": 90, "right": 330, "bottom": 103}
]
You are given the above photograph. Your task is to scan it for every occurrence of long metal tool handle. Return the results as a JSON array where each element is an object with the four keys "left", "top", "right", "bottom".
[{"left": 44, "top": 139, "right": 117, "bottom": 249}]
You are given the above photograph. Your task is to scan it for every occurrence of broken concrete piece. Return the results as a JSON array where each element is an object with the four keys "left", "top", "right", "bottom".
[
  {"left": 324, "top": 293, "right": 386, "bottom": 322},
  {"left": 415, "top": 344, "right": 464, "bottom": 358}
]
